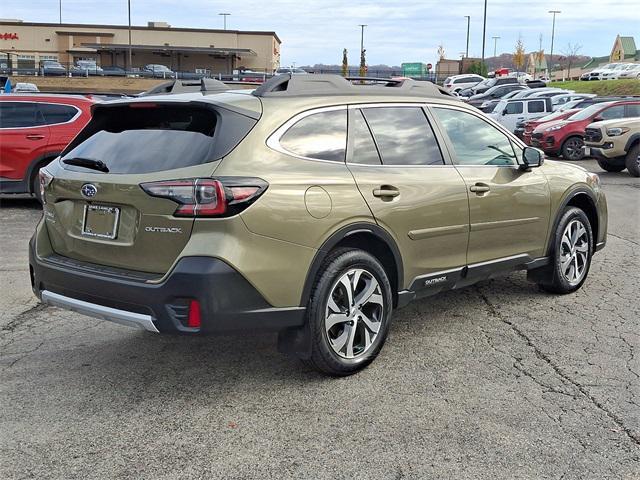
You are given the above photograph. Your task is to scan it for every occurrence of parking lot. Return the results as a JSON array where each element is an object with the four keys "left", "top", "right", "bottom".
[{"left": 0, "top": 158, "right": 638, "bottom": 479}]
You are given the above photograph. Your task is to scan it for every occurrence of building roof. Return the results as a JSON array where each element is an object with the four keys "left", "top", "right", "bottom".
[
  {"left": 81, "top": 43, "right": 257, "bottom": 57},
  {"left": 619, "top": 36, "right": 637, "bottom": 57},
  {"left": 0, "top": 20, "right": 281, "bottom": 44}
]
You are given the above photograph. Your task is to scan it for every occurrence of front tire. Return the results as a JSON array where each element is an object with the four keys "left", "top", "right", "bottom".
[
  {"left": 539, "top": 207, "right": 593, "bottom": 294},
  {"left": 625, "top": 143, "right": 640, "bottom": 177},
  {"left": 561, "top": 136, "right": 585, "bottom": 160},
  {"left": 305, "top": 248, "right": 393, "bottom": 376},
  {"left": 597, "top": 158, "right": 626, "bottom": 172}
]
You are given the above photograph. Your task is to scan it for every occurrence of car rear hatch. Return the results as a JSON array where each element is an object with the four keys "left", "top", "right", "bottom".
[{"left": 42, "top": 94, "right": 261, "bottom": 274}]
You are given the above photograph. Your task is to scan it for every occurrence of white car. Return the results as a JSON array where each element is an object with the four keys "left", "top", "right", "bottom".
[
  {"left": 442, "top": 74, "right": 485, "bottom": 94},
  {"left": 275, "top": 67, "right": 308, "bottom": 75},
  {"left": 487, "top": 97, "right": 553, "bottom": 132},
  {"left": 551, "top": 93, "right": 596, "bottom": 111},
  {"left": 12, "top": 82, "right": 39, "bottom": 92},
  {"left": 581, "top": 63, "right": 624, "bottom": 81},
  {"left": 508, "top": 71, "right": 533, "bottom": 83},
  {"left": 601, "top": 63, "right": 634, "bottom": 80},
  {"left": 612, "top": 63, "right": 640, "bottom": 80}
]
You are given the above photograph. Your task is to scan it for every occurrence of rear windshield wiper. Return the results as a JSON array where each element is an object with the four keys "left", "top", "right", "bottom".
[{"left": 62, "top": 157, "right": 110, "bottom": 173}]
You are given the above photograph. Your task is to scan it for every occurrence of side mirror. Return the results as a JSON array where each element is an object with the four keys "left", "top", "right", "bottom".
[
  {"left": 593, "top": 116, "right": 604, "bottom": 122},
  {"left": 502, "top": 109, "right": 508, "bottom": 116},
  {"left": 521, "top": 147, "right": 544, "bottom": 169}
]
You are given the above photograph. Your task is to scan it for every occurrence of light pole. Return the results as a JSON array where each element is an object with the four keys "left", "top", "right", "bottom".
[
  {"left": 358, "top": 24, "right": 367, "bottom": 77},
  {"left": 59, "top": 0, "right": 62, "bottom": 24},
  {"left": 464, "top": 16, "right": 470, "bottom": 58},
  {"left": 549, "top": 10, "right": 561, "bottom": 76},
  {"left": 481, "top": 0, "right": 487, "bottom": 63},
  {"left": 219, "top": 13, "right": 231, "bottom": 30},
  {"left": 127, "top": 0, "right": 132, "bottom": 71},
  {"left": 492, "top": 36, "right": 500, "bottom": 58}
]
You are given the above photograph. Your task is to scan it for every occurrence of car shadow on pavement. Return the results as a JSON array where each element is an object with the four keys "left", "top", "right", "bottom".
[{"left": 0, "top": 195, "right": 41, "bottom": 209}]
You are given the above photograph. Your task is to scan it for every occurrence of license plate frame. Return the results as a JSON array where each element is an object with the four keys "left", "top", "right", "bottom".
[{"left": 81, "top": 204, "right": 120, "bottom": 239}]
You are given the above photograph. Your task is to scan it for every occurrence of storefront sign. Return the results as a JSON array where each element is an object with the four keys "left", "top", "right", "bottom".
[{"left": 2, "top": 33, "right": 19, "bottom": 40}]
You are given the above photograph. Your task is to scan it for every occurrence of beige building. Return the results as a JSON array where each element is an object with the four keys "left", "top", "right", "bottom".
[{"left": 0, "top": 19, "right": 281, "bottom": 74}]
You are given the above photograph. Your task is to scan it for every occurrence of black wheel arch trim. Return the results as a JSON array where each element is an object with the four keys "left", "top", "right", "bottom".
[
  {"left": 299, "top": 222, "right": 404, "bottom": 307},
  {"left": 26, "top": 151, "right": 61, "bottom": 193},
  {"left": 546, "top": 187, "right": 599, "bottom": 256},
  {"left": 624, "top": 133, "right": 640, "bottom": 153}
]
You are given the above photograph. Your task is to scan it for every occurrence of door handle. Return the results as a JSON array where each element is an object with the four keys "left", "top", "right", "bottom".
[
  {"left": 26, "top": 134, "right": 45, "bottom": 140},
  {"left": 469, "top": 183, "right": 491, "bottom": 193},
  {"left": 373, "top": 186, "right": 400, "bottom": 198}
]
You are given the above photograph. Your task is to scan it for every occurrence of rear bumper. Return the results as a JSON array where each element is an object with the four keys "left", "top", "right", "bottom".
[{"left": 29, "top": 240, "right": 305, "bottom": 335}]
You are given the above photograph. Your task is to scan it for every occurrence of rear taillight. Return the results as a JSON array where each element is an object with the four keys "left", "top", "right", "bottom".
[
  {"left": 38, "top": 168, "right": 54, "bottom": 204},
  {"left": 140, "top": 177, "right": 267, "bottom": 218}
]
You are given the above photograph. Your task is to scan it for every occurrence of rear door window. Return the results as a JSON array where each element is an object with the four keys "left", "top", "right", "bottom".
[
  {"left": 528, "top": 100, "right": 545, "bottom": 113},
  {"left": 625, "top": 104, "right": 640, "bottom": 117},
  {"left": 39, "top": 103, "right": 79, "bottom": 125},
  {"left": 61, "top": 103, "right": 257, "bottom": 174},
  {"left": 0, "top": 102, "right": 44, "bottom": 128},
  {"left": 347, "top": 109, "right": 381, "bottom": 165},
  {"left": 279, "top": 109, "right": 346, "bottom": 162},
  {"left": 361, "top": 107, "right": 444, "bottom": 166},
  {"left": 599, "top": 105, "right": 625, "bottom": 120}
]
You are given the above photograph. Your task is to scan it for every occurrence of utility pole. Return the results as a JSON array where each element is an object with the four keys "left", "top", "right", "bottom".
[
  {"left": 127, "top": 0, "right": 132, "bottom": 71},
  {"left": 358, "top": 24, "right": 367, "bottom": 77},
  {"left": 492, "top": 36, "right": 500, "bottom": 58},
  {"left": 464, "top": 16, "right": 470, "bottom": 58},
  {"left": 219, "top": 13, "right": 231, "bottom": 30},
  {"left": 358, "top": 24, "right": 367, "bottom": 59},
  {"left": 59, "top": 0, "right": 62, "bottom": 24},
  {"left": 481, "top": 0, "right": 488, "bottom": 63},
  {"left": 549, "top": 10, "right": 561, "bottom": 76}
]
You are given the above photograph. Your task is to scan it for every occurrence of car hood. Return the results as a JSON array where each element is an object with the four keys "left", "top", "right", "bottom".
[
  {"left": 532, "top": 119, "right": 567, "bottom": 132},
  {"left": 587, "top": 117, "right": 640, "bottom": 129}
]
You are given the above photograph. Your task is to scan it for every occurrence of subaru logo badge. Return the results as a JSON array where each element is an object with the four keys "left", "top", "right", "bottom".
[{"left": 81, "top": 184, "right": 98, "bottom": 198}]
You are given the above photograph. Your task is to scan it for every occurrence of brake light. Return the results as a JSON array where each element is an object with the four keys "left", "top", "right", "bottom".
[
  {"left": 140, "top": 177, "right": 267, "bottom": 218},
  {"left": 187, "top": 300, "right": 202, "bottom": 328},
  {"left": 39, "top": 168, "right": 54, "bottom": 204}
]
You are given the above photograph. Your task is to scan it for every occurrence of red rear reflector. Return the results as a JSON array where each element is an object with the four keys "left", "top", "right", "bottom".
[{"left": 187, "top": 300, "right": 201, "bottom": 328}]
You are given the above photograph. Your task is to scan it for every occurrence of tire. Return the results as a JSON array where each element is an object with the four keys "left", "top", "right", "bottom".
[
  {"left": 561, "top": 136, "right": 585, "bottom": 160},
  {"left": 304, "top": 248, "right": 393, "bottom": 376},
  {"left": 625, "top": 143, "right": 640, "bottom": 177},
  {"left": 539, "top": 207, "right": 593, "bottom": 294},
  {"left": 596, "top": 159, "right": 626, "bottom": 173},
  {"left": 31, "top": 169, "right": 43, "bottom": 204}
]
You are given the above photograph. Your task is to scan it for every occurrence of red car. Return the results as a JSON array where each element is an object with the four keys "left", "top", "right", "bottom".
[
  {"left": 522, "top": 109, "right": 579, "bottom": 145},
  {"left": 0, "top": 94, "right": 95, "bottom": 200},
  {"left": 530, "top": 100, "right": 640, "bottom": 160}
]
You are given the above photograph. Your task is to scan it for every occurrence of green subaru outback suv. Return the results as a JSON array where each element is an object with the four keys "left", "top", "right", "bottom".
[{"left": 30, "top": 75, "right": 607, "bottom": 375}]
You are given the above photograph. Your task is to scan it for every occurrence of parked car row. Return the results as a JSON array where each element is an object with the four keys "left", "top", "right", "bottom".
[{"left": 580, "top": 62, "right": 640, "bottom": 81}]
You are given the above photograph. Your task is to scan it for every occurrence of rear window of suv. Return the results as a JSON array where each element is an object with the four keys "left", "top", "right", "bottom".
[{"left": 60, "top": 103, "right": 257, "bottom": 174}]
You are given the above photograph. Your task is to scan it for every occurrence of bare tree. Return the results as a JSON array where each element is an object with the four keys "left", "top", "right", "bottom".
[{"left": 561, "top": 43, "right": 582, "bottom": 80}]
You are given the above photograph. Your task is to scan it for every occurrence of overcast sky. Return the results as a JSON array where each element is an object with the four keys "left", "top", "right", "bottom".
[{"left": 4, "top": 0, "right": 640, "bottom": 66}]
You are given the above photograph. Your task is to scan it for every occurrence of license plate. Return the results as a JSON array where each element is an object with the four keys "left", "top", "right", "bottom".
[
  {"left": 583, "top": 147, "right": 591, "bottom": 157},
  {"left": 82, "top": 204, "right": 120, "bottom": 239}
]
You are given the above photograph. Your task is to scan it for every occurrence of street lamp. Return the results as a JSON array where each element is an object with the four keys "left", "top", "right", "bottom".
[
  {"left": 548, "top": 10, "right": 561, "bottom": 76},
  {"left": 219, "top": 13, "right": 231, "bottom": 30},
  {"left": 492, "top": 36, "right": 500, "bottom": 58},
  {"left": 127, "top": 0, "right": 132, "bottom": 71},
  {"left": 358, "top": 24, "right": 367, "bottom": 76},
  {"left": 464, "top": 16, "right": 470, "bottom": 58},
  {"left": 481, "top": 0, "right": 488, "bottom": 63},
  {"left": 59, "top": 0, "right": 62, "bottom": 24}
]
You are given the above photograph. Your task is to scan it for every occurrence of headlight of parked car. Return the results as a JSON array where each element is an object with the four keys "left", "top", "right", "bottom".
[
  {"left": 544, "top": 124, "right": 565, "bottom": 132},
  {"left": 606, "top": 127, "right": 629, "bottom": 137}
]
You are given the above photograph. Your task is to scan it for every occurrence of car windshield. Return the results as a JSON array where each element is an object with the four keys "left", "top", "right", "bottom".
[
  {"left": 491, "top": 100, "right": 507, "bottom": 113},
  {"left": 539, "top": 110, "right": 569, "bottom": 122},
  {"left": 568, "top": 102, "right": 614, "bottom": 121}
]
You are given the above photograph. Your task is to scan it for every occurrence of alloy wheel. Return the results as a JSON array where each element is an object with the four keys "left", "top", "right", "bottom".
[
  {"left": 559, "top": 219, "right": 589, "bottom": 285},
  {"left": 324, "top": 268, "right": 384, "bottom": 359},
  {"left": 564, "top": 138, "right": 584, "bottom": 160}
]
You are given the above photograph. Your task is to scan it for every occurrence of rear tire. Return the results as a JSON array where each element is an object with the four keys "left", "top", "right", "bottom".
[
  {"left": 561, "top": 136, "right": 585, "bottom": 161},
  {"left": 31, "top": 170, "right": 43, "bottom": 204},
  {"left": 539, "top": 207, "right": 593, "bottom": 294},
  {"left": 596, "top": 159, "right": 625, "bottom": 173},
  {"left": 304, "top": 248, "right": 393, "bottom": 376},
  {"left": 625, "top": 143, "right": 640, "bottom": 177}
]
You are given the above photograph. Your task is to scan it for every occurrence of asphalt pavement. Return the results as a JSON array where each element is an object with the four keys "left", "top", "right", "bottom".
[{"left": 0, "top": 159, "right": 638, "bottom": 479}]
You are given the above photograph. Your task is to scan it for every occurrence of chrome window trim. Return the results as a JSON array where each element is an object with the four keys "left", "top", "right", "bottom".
[
  {"left": 0, "top": 101, "right": 82, "bottom": 130},
  {"left": 266, "top": 105, "right": 348, "bottom": 163}
]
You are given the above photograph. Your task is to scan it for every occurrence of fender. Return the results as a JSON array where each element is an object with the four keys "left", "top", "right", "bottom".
[
  {"left": 26, "top": 151, "right": 61, "bottom": 193},
  {"left": 299, "top": 222, "right": 404, "bottom": 308},
  {"left": 544, "top": 186, "right": 598, "bottom": 256},
  {"left": 623, "top": 133, "right": 640, "bottom": 153}
]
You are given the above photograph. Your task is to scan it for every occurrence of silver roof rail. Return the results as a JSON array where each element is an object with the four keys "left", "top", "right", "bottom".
[{"left": 140, "top": 78, "right": 230, "bottom": 96}]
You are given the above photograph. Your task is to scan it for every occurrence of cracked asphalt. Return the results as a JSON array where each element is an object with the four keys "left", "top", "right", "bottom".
[{"left": 1, "top": 159, "right": 638, "bottom": 479}]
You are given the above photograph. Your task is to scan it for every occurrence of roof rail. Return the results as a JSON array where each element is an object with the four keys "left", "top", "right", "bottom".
[
  {"left": 140, "top": 78, "right": 230, "bottom": 96},
  {"left": 252, "top": 74, "right": 451, "bottom": 98}
]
